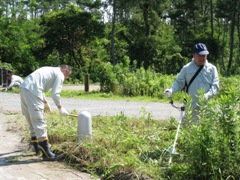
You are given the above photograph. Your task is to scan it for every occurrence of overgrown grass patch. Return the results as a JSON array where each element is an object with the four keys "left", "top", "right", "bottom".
[{"left": 45, "top": 111, "right": 173, "bottom": 179}]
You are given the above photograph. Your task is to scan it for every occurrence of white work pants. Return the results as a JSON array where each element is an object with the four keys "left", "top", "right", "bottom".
[{"left": 20, "top": 88, "right": 47, "bottom": 138}]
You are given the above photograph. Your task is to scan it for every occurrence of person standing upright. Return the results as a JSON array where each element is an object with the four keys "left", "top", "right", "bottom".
[
  {"left": 20, "top": 65, "right": 72, "bottom": 161},
  {"left": 164, "top": 43, "right": 219, "bottom": 124}
]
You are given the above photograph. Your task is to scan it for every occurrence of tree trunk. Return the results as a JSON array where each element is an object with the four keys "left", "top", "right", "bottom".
[
  {"left": 237, "top": 2, "right": 240, "bottom": 49},
  {"left": 140, "top": 3, "right": 150, "bottom": 36},
  {"left": 210, "top": 0, "right": 214, "bottom": 38},
  {"left": 111, "top": 0, "right": 116, "bottom": 66},
  {"left": 227, "top": 0, "right": 237, "bottom": 75}
]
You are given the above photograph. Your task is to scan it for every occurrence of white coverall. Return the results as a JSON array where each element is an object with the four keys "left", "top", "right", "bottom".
[
  {"left": 171, "top": 58, "right": 219, "bottom": 123},
  {"left": 7, "top": 75, "right": 23, "bottom": 90},
  {"left": 20, "top": 67, "right": 64, "bottom": 138}
]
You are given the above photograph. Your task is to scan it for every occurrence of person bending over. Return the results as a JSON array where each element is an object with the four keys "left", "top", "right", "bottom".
[
  {"left": 20, "top": 65, "right": 72, "bottom": 161},
  {"left": 4, "top": 72, "right": 23, "bottom": 91}
]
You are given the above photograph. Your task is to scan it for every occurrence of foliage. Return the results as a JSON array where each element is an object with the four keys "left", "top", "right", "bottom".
[
  {"left": 0, "top": 17, "right": 41, "bottom": 76},
  {"left": 0, "top": 0, "right": 239, "bottom": 79},
  {"left": 0, "top": 62, "right": 13, "bottom": 71},
  {"left": 91, "top": 61, "right": 192, "bottom": 100},
  {"left": 93, "top": 59, "right": 177, "bottom": 98},
  {"left": 38, "top": 5, "right": 104, "bottom": 71}
]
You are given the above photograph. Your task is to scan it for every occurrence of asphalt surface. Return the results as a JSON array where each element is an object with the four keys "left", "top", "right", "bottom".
[{"left": 0, "top": 91, "right": 179, "bottom": 121}]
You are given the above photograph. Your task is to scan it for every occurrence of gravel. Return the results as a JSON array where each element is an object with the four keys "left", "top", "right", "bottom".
[{"left": 0, "top": 91, "right": 180, "bottom": 120}]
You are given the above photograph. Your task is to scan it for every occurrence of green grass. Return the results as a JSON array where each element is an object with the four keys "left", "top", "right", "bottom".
[{"left": 59, "top": 89, "right": 165, "bottom": 102}]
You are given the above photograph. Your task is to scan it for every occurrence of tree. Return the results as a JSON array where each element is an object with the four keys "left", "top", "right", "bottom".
[
  {"left": 0, "top": 16, "right": 41, "bottom": 76},
  {"left": 38, "top": 4, "right": 104, "bottom": 69},
  {"left": 216, "top": 0, "right": 240, "bottom": 75}
]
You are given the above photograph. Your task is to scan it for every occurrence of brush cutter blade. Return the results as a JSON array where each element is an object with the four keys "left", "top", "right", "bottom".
[{"left": 166, "top": 148, "right": 180, "bottom": 155}]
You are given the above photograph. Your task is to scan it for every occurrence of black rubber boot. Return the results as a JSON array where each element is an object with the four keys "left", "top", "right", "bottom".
[
  {"left": 39, "top": 140, "right": 60, "bottom": 161},
  {"left": 31, "top": 136, "right": 40, "bottom": 155}
]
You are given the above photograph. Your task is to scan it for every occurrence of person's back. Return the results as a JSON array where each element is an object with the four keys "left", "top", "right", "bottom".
[
  {"left": 5, "top": 73, "right": 23, "bottom": 91},
  {"left": 21, "top": 66, "right": 64, "bottom": 104}
]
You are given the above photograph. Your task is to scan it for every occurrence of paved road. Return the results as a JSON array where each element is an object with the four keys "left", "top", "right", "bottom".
[{"left": 0, "top": 92, "right": 180, "bottom": 120}]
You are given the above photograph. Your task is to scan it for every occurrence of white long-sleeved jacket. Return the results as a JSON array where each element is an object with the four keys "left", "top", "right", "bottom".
[
  {"left": 20, "top": 67, "right": 64, "bottom": 107},
  {"left": 7, "top": 75, "right": 23, "bottom": 90},
  {"left": 171, "top": 58, "right": 219, "bottom": 107}
]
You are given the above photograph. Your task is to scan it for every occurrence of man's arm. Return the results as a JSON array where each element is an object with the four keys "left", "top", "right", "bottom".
[
  {"left": 171, "top": 67, "right": 186, "bottom": 94},
  {"left": 43, "top": 94, "right": 52, "bottom": 113}
]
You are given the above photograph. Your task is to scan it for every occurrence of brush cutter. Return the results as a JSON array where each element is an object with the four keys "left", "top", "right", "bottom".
[{"left": 167, "top": 98, "right": 186, "bottom": 165}]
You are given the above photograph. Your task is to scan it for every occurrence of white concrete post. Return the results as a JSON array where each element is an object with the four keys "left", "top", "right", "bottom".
[{"left": 77, "top": 111, "right": 92, "bottom": 143}]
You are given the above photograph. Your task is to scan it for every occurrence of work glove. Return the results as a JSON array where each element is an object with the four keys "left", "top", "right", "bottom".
[
  {"left": 44, "top": 101, "right": 52, "bottom": 113},
  {"left": 164, "top": 88, "right": 172, "bottom": 98},
  {"left": 59, "top": 107, "right": 69, "bottom": 116},
  {"left": 204, "top": 93, "right": 211, "bottom": 101}
]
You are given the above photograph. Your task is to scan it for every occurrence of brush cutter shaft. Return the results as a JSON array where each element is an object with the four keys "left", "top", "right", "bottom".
[
  {"left": 69, "top": 114, "right": 78, "bottom": 118},
  {"left": 169, "top": 110, "right": 184, "bottom": 164},
  {"left": 168, "top": 98, "right": 185, "bottom": 165},
  {"left": 172, "top": 110, "right": 184, "bottom": 151}
]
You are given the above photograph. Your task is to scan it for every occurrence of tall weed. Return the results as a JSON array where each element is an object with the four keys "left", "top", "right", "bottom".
[{"left": 168, "top": 89, "right": 240, "bottom": 179}]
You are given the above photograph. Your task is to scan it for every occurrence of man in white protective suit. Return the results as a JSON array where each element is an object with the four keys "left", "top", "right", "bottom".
[
  {"left": 4, "top": 72, "right": 23, "bottom": 91},
  {"left": 20, "top": 65, "right": 72, "bottom": 161},
  {"left": 164, "top": 43, "right": 219, "bottom": 124}
]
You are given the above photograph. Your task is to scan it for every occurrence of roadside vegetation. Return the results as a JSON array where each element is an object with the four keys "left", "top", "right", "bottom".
[{"left": 8, "top": 74, "right": 240, "bottom": 179}]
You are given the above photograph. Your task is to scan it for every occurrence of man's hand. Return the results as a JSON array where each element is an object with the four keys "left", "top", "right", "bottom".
[
  {"left": 204, "top": 93, "right": 210, "bottom": 100},
  {"left": 164, "top": 89, "right": 172, "bottom": 98},
  {"left": 59, "top": 107, "right": 69, "bottom": 116},
  {"left": 44, "top": 101, "right": 52, "bottom": 113}
]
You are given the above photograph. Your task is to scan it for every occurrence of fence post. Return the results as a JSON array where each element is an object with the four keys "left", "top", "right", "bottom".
[
  {"left": 84, "top": 73, "right": 90, "bottom": 92},
  {"left": 0, "top": 68, "right": 2, "bottom": 86},
  {"left": 7, "top": 69, "right": 12, "bottom": 86},
  {"left": 2, "top": 68, "right": 8, "bottom": 87}
]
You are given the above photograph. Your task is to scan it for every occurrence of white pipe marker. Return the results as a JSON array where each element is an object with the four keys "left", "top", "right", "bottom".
[{"left": 77, "top": 111, "right": 92, "bottom": 142}]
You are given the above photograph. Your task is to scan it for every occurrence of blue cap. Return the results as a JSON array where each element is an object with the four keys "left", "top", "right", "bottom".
[{"left": 193, "top": 43, "right": 209, "bottom": 55}]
